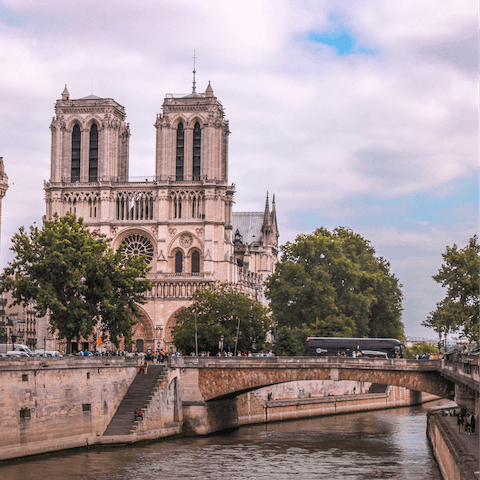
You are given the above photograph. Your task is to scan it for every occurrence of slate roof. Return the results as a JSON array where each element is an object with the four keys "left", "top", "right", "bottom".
[
  {"left": 79, "top": 94, "right": 103, "bottom": 100},
  {"left": 233, "top": 212, "right": 263, "bottom": 245}
]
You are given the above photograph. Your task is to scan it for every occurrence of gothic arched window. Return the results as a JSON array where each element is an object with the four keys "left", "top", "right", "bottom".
[
  {"left": 191, "top": 250, "right": 200, "bottom": 273},
  {"left": 176, "top": 123, "right": 184, "bottom": 181},
  {"left": 175, "top": 251, "right": 183, "bottom": 273},
  {"left": 71, "top": 124, "right": 81, "bottom": 182},
  {"left": 192, "top": 122, "right": 201, "bottom": 180},
  {"left": 89, "top": 124, "right": 98, "bottom": 182}
]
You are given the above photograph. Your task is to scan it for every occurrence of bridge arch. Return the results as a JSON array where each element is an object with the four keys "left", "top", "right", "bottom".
[{"left": 174, "top": 358, "right": 456, "bottom": 402}]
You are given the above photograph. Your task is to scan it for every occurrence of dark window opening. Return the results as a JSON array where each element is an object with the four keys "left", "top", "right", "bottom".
[
  {"left": 176, "top": 123, "right": 184, "bottom": 180},
  {"left": 89, "top": 124, "right": 98, "bottom": 182},
  {"left": 71, "top": 124, "right": 81, "bottom": 182},
  {"left": 193, "top": 122, "right": 201, "bottom": 180},
  {"left": 82, "top": 403, "right": 91, "bottom": 412},
  {"left": 175, "top": 251, "right": 183, "bottom": 273},
  {"left": 191, "top": 251, "right": 200, "bottom": 273},
  {"left": 22, "top": 374, "right": 28, "bottom": 382}
]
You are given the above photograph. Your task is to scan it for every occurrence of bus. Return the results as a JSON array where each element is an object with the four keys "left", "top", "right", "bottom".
[{"left": 306, "top": 337, "right": 405, "bottom": 358}]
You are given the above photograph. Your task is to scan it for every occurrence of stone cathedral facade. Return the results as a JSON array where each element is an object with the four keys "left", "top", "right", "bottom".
[{"left": 44, "top": 83, "right": 278, "bottom": 353}]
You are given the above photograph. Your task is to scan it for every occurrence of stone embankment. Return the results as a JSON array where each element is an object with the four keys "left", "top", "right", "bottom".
[
  {"left": 0, "top": 356, "right": 181, "bottom": 461},
  {"left": 0, "top": 357, "right": 454, "bottom": 463},
  {"left": 427, "top": 409, "right": 479, "bottom": 480},
  {"left": 237, "top": 381, "right": 437, "bottom": 425}
]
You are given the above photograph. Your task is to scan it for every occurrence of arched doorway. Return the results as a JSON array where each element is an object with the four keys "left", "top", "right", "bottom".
[
  {"left": 126, "top": 309, "right": 155, "bottom": 353},
  {"left": 164, "top": 308, "right": 186, "bottom": 353}
]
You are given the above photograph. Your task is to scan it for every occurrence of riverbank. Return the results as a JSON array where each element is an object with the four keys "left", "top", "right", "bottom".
[
  {"left": 238, "top": 383, "right": 438, "bottom": 425},
  {"left": 427, "top": 409, "right": 479, "bottom": 480}
]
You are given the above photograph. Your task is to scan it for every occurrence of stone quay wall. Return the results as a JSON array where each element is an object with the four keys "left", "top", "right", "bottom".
[
  {"left": 427, "top": 411, "right": 477, "bottom": 480},
  {"left": 0, "top": 357, "right": 459, "bottom": 464},
  {"left": 0, "top": 356, "right": 141, "bottom": 461},
  {"left": 237, "top": 381, "right": 437, "bottom": 425}
]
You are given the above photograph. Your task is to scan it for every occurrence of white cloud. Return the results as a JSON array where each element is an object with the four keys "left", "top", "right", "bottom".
[{"left": 0, "top": 0, "right": 476, "bottom": 339}]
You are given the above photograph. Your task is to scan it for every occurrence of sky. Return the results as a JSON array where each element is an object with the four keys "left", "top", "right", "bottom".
[{"left": 0, "top": 0, "right": 477, "bottom": 339}]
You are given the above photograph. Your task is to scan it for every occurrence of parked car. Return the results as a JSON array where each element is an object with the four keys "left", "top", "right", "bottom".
[{"left": 6, "top": 351, "right": 31, "bottom": 357}]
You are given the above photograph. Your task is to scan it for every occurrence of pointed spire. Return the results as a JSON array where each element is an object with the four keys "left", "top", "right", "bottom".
[
  {"left": 264, "top": 191, "right": 270, "bottom": 216},
  {"left": 61, "top": 84, "right": 69, "bottom": 101},
  {"left": 206, "top": 81, "right": 214, "bottom": 97},
  {"left": 262, "top": 191, "right": 272, "bottom": 231},
  {"left": 271, "top": 193, "right": 279, "bottom": 239},
  {"left": 192, "top": 51, "right": 197, "bottom": 94}
]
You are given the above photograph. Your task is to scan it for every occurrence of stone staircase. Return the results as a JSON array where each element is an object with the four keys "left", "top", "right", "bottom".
[
  {"left": 368, "top": 383, "right": 388, "bottom": 394},
  {"left": 103, "top": 364, "right": 166, "bottom": 436}
]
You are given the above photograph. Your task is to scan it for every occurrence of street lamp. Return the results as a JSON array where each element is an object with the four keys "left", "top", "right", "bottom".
[
  {"left": 194, "top": 312, "right": 198, "bottom": 356},
  {"left": 233, "top": 316, "right": 241, "bottom": 356}
]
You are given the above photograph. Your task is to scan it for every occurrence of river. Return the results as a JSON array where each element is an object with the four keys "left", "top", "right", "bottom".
[{"left": 1, "top": 399, "right": 453, "bottom": 480}]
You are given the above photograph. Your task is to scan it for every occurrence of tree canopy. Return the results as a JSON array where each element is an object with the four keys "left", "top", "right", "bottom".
[
  {"left": 422, "top": 235, "right": 479, "bottom": 342},
  {"left": 172, "top": 283, "right": 271, "bottom": 355},
  {"left": 266, "top": 227, "right": 404, "bottom": 355},
  {"left": 1, "top": 213, "right": 151, "bottom": 347},
  {"left": 405, "top": 342, "right": 440, "bottom": 359}
]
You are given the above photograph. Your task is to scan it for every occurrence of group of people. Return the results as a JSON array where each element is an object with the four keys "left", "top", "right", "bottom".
[
  {"left": 457, "top": 411, "right": 476, "bottom": 435},
  {"left": 415, "top": 353, "right": 444, "bottom": 360}
]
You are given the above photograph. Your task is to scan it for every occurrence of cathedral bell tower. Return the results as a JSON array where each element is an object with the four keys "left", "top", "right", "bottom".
[{"left": 49, "top": 85, "right": 130, "bottom": 185}]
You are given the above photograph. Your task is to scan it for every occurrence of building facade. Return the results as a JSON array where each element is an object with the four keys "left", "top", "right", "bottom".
[{"left": 44, "top": 83, "right": 278, "bottom": 353}]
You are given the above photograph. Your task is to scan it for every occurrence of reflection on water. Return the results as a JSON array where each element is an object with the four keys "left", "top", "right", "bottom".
[{"left": 1, "top": 400, "right": 452, "bottom": 480}]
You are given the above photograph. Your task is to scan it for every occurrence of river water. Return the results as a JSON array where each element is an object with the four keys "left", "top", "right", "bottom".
[{"left": 1, "top": 400, "right": 453, "bottom": 480}]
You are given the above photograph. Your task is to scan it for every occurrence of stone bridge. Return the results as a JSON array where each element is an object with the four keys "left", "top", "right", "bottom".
[{"left": 168, "top": 356, "right": 477, "bottom": 435}]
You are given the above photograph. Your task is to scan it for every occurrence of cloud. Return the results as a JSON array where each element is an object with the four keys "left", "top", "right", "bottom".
[{"left": 0, "top": 0, "right": 476, "bottom": 340}]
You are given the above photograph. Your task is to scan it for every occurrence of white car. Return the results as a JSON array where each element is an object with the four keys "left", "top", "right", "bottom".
[{"left": 6, "top": 351, "right": 31, "bottom": 357}]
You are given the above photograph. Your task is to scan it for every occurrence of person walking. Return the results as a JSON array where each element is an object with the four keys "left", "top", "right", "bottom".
[
  {"left": 458, "top": 412, "right": 464, "bottom": 434},
  {"left": 470, "top": 413, "right": 476, "bottom": 434},
  {"left": 465, "top": 414, "right": 471, "bottom": 435}
]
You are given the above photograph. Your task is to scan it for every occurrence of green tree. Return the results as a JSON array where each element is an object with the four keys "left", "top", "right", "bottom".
[
  {"left": 173, "top": 283, "right": 271, "bottom": 354},
  {"left": 266, "top": 227, "right": 404, "bottom": 340},
  {"left": 272, "top": 325, "right": 309, "bottom": 356},
  {"left": 405, "top": 342, "right": 440, "bottom": 359},
  {"left": 1, "top": 213, "right": 151, "bottom": 348},
  {"left": 423, "top": 236, "right": 479, "bottom": 342}
]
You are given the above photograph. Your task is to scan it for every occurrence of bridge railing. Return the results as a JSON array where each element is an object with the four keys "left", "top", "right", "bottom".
[
  {"left": 168, "top": 356, "right": 439, "bottom": 370},
  {"left": 441, "top": 358, "right": 479, "bottom": 383}
]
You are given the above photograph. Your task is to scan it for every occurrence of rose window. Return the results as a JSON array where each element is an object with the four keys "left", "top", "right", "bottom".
[{"left": 121, "top": 234, "right": 154, "bottom": 264}]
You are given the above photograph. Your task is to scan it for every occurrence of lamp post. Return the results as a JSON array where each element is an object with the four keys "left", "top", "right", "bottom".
[
  {"left": 233, "top": 316, "right": 240, "bottom": 356},
  {"left": 194, "top": 312, "right": 198, "bottom": 357}
]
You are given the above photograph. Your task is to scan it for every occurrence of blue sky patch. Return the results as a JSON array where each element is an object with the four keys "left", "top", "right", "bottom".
[
  {"left": 288, "top": 174, "right": 478, "bottom": 238},
  {"left": 309, "top": 15, "right": 376, "bottom": 56},
  {"left": 0, "top": 2, "right": 23, "bottom": 27}
]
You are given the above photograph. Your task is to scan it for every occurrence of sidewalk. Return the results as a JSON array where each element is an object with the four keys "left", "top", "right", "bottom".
[{"left": 440, "top": 413, "right": 479, "bottom": 476}]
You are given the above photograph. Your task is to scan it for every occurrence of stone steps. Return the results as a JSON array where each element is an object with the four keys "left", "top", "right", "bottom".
[
  {"left": 368, "top": 383, "right": 388, "bottom": 394},
  {"left": 103, "top": 364, "right": 166, "bottom": 436}
]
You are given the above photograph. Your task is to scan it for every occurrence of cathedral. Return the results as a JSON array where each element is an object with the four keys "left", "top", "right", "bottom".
[{"left": 44, "top": 81, "right": 279, "bottom": 353}]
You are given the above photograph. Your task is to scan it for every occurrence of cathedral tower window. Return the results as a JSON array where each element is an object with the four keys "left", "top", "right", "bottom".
[
  {"left": 176, "top": 123, "right": 184, "bottom": 181},
  {"left": 89, "top": 124, "right": 98, "bottom": 182},
  {"left": 192, "top": 122, "right": 201, "bottom": 180},
  {"left": 191, "top": 250, "right": 200, "bottom": 273},
  {"left": 71, "top": 124, "right": 81, "bottom": 182},
  {"left": 175, "top": 251, "right": 183, "bottom": 273}
]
